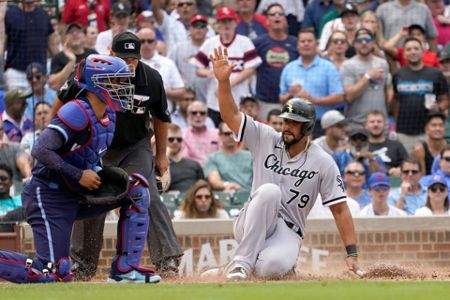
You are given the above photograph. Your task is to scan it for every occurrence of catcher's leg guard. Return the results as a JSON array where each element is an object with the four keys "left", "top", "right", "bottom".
[
  {"left": 0, "top": 250, "right": 74, "bottom": 283},
  {"left": 112, "top": 173, "right": 150, "bottom": 272}
]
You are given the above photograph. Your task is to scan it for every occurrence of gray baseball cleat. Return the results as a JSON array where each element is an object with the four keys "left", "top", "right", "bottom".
[{"left": 226, "top": 265, "right": 248, "bottom": 281}]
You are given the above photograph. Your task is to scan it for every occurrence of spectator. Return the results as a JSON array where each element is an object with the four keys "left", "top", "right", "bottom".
[
  {"left": 138, "top": 27, "right": 185, "bottom": 109},
  {"left": 173, "top": 179, "right": 230, "bottom": 219},
  {"left": 359, "top": 11, "right": 385, "bottom": 58},
  {"left": 49, "top": 23, "right": 98, "bottom": 91},
  {"left": 266, "top": 108, "right": 282, "bottom": 132},
  {"left": 426, "top": 0, "right": 450, "bottom": 49},
  {"left": 388, "top": 158, "right": 427, "bottom": 215},
  {"left": 167, "top": 123, "right": 204, "bottom": 192},
  {"left": 204, "top": 122, "right": 253, "bottom": 193},
  {"left": 439, "top": 43, "right": 450, "bottom": 84},
  {"left": 324, "top": 31, "right": 349, "bottom": 70},
  {"left": 194, "top": 6, "right": 262, "bottom": 126},
  {"left": 343, "top": 161, "right": 371, "bottom": 208},
  {"left": 308, "top": 193, "right": 360, "bottom": 219},
  {"left": 135, "top": 10, "right": 167, "bottom": 55},
  {"left": 341, "top": 28, "right": 389, "bottom": 129},
  {"left": 383, "top": 24, "right": 440, "bottom": 68},
  {"left": 253, "top": 3, "right": 298, "bottom": 118},
  {"left": 317, "top": 0, "right": 346, "bottom": 38},
  {"left": 415, "top": 175, "right": 449, "bottom": 215},
  {"left": 366, "top": 111, "right": 407, "bottom": 177},
  {"left": 279, "top": 28, "right": 344, "bottom": 137},
  {"left": 376, "top": 0, "right": 438, "bottom": 51},
  {"left": 411, "top": 112, "right": 447, "bottom": 175},
  {"left": 256, "top": 0, "right": 304, "bottom": 36},
  {"left": 169, "top": 14, "right": 209, "bottom": 103},
  {"left": 313, "top": 110, "right": 348, "bottom": 155},
  {"left": 84, "top": 26, "right": 99, "bottom": 49},
  {"left": 24, "top": 63, "right": 56, "bottom": 120},
  {"left": 333, "top": 127, "right": 385, "bottom": 178},
  {"left": 4, "top": 0, "right": 56, "bottom": 90},
  {"left": 95, "top": 1, "right": 131, "bottom": 55},
  {"left": 420, "top": 145, "right": 450, "bottom": 187},
  {"left": 359, "top": 172, "right": 407, "bottom": 216},
  {"left": 182, "top": 101, "right": 220, "bottom": 166},
  {"left": 171, "top": 88, "right": 215, "bottom": 129},
  {"left": 2, "top": 89, "right": 33, "bottom": 143},
  {"left": 302, "top": 0, "right": 336, "bottom": 36},
  {"left": 62, "top": 0, "right": 111, "bottom": 33},
  {"left": 391, "top": 37, "right": 449, "bottom": 153},
  {"left": 21, "top": 102, "right": 52, "bottom": 155},
  {"left": 0, "top": 163, "right": 25, "bottom": 232},
  {"left": 239, "top": 96, "right": 265, "bottom": 123},
  {"left": 235, "top": 0, "right": 268, "bottom": 40}
]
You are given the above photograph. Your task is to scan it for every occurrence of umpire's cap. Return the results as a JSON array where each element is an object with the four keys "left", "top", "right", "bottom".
[
  {"left": 112, "top": 32, "right": 141, "bottom": 59},
  {"left": 279, "top": 98, "right": 316, "bottom": 135}
]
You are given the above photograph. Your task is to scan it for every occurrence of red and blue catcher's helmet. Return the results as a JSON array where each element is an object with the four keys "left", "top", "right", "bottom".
[{"left": 76, "top": 55, "right": 135, "bottom": 112}]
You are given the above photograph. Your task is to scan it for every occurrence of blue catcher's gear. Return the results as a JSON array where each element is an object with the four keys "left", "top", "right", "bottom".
[
  {"left": 0, "top": 250, "right": 74, "bottom": 283},
  {"left": 109, "top": 173, "right": 161, "bottom": 284},
  {"left": 75, "top": 54, "right": 135, "bottom": 112}
]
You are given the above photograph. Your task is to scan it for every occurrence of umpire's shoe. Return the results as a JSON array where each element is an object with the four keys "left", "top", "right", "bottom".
[
  {"left": 226, "top": 265, "right": 248, "bottom": 281},
  {"left": 108, "top": 269, "right": 161, "bottom": 284}
]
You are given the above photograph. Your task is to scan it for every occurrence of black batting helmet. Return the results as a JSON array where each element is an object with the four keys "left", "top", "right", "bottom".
[{"left": 279, "top": 98, "right": 316, "bottom": 135}]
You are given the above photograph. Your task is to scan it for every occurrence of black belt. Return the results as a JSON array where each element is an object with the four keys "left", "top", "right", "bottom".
[{"left": 284, "top": 220, "right": 303, "bottom": 238}]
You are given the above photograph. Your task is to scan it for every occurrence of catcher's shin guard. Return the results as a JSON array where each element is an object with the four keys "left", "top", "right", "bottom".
[
  {"left": 0, "top": 250, "right": 74, "bottom": 283},
  {"left": 112, "top": 173, "right": 150, "bottom": 272}
]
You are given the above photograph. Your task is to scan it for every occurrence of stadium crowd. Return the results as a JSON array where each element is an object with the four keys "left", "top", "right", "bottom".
[{"left": 1, "top": 0, "right": 450, "bottom": 266}]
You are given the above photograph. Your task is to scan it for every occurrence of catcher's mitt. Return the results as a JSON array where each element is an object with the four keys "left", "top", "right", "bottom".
[{"left": 79, "top": 166, "right": 130, "bottom": 205}]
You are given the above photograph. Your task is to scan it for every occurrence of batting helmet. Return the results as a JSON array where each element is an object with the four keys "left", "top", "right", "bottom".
[{"left": 279, "top": 98, "right": 316, "bottom": 135}]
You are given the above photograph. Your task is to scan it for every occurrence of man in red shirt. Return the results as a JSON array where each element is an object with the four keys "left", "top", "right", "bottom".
[{"left": 62, "top": 0, "right": 111, "bottom": 33}]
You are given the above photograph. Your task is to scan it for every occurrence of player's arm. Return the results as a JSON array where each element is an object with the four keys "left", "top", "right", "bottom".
[
  {"left": 211, "top": 47, "right": 243, "bottom": 134},
  {"left": 329, "top": 202, "right": 363, "bottom": 276},
  {"left": 153, "top": 116, "right": 169, "bottom": 177},
  {"left": 16, "top": 153, "right": 32, "bottom": 179}
]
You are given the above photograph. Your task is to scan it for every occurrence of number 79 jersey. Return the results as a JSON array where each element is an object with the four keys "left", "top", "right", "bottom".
[{"left": 236, "top": 114, "right": 347, "bottom": 236}]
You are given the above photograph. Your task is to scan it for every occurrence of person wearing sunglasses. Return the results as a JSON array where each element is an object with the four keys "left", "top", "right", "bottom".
[
  {"left": 415, "top": 175, "right": 449, "bottom": 216},
  {"left": 167, "top": 123, "right": 204, "bottom": 193},
  {"left": 24, "top": 62, "right": 56, "bottom": 120},
  {"left": 388, "top": 158, "right": 427, "bottom": 215},
  {"left": 183, "top": 101, "right": 221, "bottom": 166},
  {"left": 324, "top": 31, "right": 349, "bottom": 70},
  {"left": 420, "top": 144, "right": 450, "bottom": 188},
  {"left": 359, "top": 172, "right": 407, "bottom": 216},
  {"left": 343, "top": 161, "right": 371, "bottom": 208}
]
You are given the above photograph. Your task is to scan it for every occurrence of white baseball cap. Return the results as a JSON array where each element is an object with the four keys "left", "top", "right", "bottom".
[{"left": 321, "top": 110, "right": 346, "bottom": 129}]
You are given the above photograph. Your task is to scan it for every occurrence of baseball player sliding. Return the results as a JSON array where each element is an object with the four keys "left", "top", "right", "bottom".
[{"left": 210, "top": 47, "right": 364, "bottom": 280}]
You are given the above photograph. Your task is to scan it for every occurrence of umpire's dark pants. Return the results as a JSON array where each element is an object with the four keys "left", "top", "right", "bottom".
[{"left": 70, "top": 138, "right": 182, "bottom": 278}]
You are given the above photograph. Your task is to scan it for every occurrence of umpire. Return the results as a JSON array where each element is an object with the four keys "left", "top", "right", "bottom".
[{"left": 52, "top": 32, "right": 183, "bottom": 279}]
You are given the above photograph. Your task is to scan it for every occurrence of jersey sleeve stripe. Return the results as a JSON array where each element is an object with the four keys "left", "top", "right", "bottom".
[
  {"left": 48, "top": 124, "right": 69, "bottom": 143},
  {"left": 322, "top": 195, "right": 347, "bottom": 206},
  {"left": 243, "top": 49, "right": 259, "bottom": 62},
  {"left": 236, "top": 113, "right": 247, "bottom": 143},
  {"left": 195, "top": 51, "right": 210, "bottom": 68}
]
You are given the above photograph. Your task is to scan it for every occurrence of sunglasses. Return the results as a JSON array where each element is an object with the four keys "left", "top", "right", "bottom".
[
  {"left": 429, "top": 185, "right": 447, "bottom": 193},
  {"left": 442, "top": 157, "right": 450, "bottom": 162},
  {"left": 332, "top": 39, "right": 347, "bottom": 45},
  {"left": 190, "top": 111, "right": 206, "bottom": 116},
  {"left": 402, "top": 169, "right": 420, "bottom": 175},
  {"left": 140, "top": 38, "right": 155, "bottom": 44},
  {"left": 345, "top": 170, "right": 365, "bottom": 176},
  {"left": 168, "top": 137, "right": 183, "bottom": 143},
  {"left": 27, "top": 74, "right": 43, "bottom": 80},
  {"left": 267, "top": 12, "right": 284, "bottom": 17},
  {"left": 178, "top": 2, "right": 194, "bottom": 7},
  {"left": 350, "top": 134, "right": 367, "bottom": 142},
  {"left": 356, "top": 37, "right": 373, "bottom": 44},
  {"left": 221, "top": 131, "right": 234, "bottom": 137},
  {"left": 372, "top": 185, "right": 389, "bottom": 192},
  {"left": 192, "top": 22, "right": 207, "bottom": 28},
  {"left": 0, "top": 175, "right": 10, "bottom": 182}
]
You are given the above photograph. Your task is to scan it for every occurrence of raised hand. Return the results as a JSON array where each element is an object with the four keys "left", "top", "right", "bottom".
[{"left": 210, "top": 47, "right": 237, "bottom": 82}]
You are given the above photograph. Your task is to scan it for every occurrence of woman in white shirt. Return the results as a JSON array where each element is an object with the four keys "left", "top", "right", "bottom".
[
  {"left": 415, "top": 175, "right": 449, "bottom": 216},
  {"left": 173, "top": 179, "right": 229, "bottom": 220}
]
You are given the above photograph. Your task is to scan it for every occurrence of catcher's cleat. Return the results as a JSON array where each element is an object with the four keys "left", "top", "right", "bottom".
[
  {"left": 107, "top": 269, "right": 161, "bottom": 284},
  {"left": 226, "top": 265, "right": 248, "bottom": 281}
]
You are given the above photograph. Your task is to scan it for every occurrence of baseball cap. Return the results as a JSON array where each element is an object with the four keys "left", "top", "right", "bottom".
[
  {"left": 321, "top": 110, "right": 346, "bottom": 129},
  {"left": 112, "top": 32, "right": 141, "bottom": 59},
  {"left": 216, "top": 6, "right": 238, "bottom": 21},
  {"left": 340, "top": 3, "right": 358, "bottom": 17},
  {"left": 368, "top": 172, "right": 390, "bottom": 189},
  {"left": 439, "top": 42, "right": 450, "bottom": 62},
  {"left": 112, "top": 1, "right": 131, "bottom": 17},
  {"left": 349, "top": 127, "right": 368, "bottom": 139},
  {"left": 26, "top": 62, "right": 46, "bottom": 79},
  {"left": 136, "top": 10, "right": 154, "bottom": 24},
  {"left": 427, "top": 175, "right": 447, "bottom": 188},
  {"left": 66, "top": 23, "right": 83, "bottom": 34},
  {"left": 190, "top": 14, "right": 207, "bottom": 25},
  {"left": 4, "top": 89, "right": 32, "bottom": 103}
]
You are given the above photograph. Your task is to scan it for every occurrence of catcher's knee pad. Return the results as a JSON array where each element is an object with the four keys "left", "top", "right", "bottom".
[
  {"left": 113, "top": 173, "right": 150, "bottom": 271},
  {"left": 0, "top": 250, "right": 74, "bottom": 283}
]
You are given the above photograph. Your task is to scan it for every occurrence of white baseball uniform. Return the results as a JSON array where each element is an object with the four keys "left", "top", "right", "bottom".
[{"left": 226, "top": 114, "right": 347, "bottom": 277}]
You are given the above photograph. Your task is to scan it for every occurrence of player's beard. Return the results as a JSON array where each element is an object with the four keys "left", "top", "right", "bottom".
[{"left": 283, "top": 132, "right": 304, "bottom": 149}]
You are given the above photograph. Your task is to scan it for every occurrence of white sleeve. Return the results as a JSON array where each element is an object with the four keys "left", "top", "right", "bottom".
[
  {"left": 95, "top": 31, "right": 111, "bottom": 55},
  {"left": 320, "top": 155, "right": 347, "bottom": 207},
  {"left": 166, "top": 60, "right": 185, "bottom": 89},
  {"left": 319, "top": 21, "right": 333, "bottom": 51}
]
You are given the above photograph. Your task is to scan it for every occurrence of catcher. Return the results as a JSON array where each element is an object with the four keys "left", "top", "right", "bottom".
[{"left": 0, "top": 54, "right": 160, "bottom": 284}]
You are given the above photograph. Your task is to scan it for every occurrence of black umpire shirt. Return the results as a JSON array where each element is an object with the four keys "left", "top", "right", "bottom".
[{"left": 58, "top": 61, "right": 171, "bottom": 150}]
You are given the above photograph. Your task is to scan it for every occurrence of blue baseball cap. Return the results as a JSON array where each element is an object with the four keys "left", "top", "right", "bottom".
[
  {"left": 427, "top": 175, "right": 447, "bottom": 188},
  {"left": 368, "top": 172, "right": 390, "bottom": 188}
]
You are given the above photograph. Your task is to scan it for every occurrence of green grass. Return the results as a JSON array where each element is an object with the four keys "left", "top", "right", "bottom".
[{"left": 1, "top": 281, "right": 449, "bottom": 300}]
